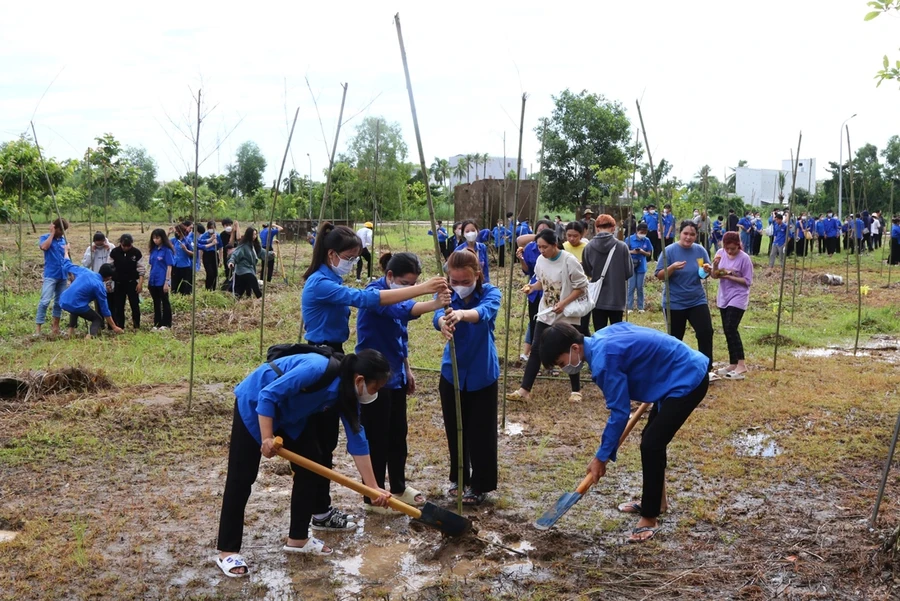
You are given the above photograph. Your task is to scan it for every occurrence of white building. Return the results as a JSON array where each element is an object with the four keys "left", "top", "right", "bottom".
[
  {"left": 735, "top": 159, "right": 816, "bottom": 206},
  {"left": 446, "top": 155, "right": 528, "bottom": 187}
]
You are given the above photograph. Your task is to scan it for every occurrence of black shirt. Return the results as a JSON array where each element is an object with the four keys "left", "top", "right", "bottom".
[
  {"left": 726, "top": 214, "right": 739, "bottom": 232},
  {"left": 110, "top": 247, "right": 143, "bottom": 282}
]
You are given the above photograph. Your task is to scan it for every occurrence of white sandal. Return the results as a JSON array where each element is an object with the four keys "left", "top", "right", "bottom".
[
  {"left": 216, "top": 554, "right": 250, "bottom": 577},
  {"left": 283, "top": 537, "right": 333, "bottom": 556},
  {"left": 397, "top": 486, "right": 426, "bottom": 507}
]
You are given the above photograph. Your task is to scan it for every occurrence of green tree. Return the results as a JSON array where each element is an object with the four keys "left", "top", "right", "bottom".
[
  {"left": 452, "top": 159, "right": 468, "bottom": 184},
  {"left": 157, "top": 180, "right": 192, "bottom": 222},
  {"left": 121, "top": 147, "right": 158, "bottom": 233},
  {"left": 463, "top": 154, "right": 475, "bottom": 183},
  {"left": 0, "top": 137, "right": 43, "bottom": 272},
  {"left": 341, "top": 116, "right": 410, "bottom": 220},
  {"left": 226, "top": 141, "right": 267, "bottom": 199},
  {"left": 90, "top": 133, "right": 126, "bottom": 236},
  {"left": 865, "top": 1, "right": 900, "bottom": 86},
  {"left": 726, "top": 159, "right": 748, "bottom": 193}
]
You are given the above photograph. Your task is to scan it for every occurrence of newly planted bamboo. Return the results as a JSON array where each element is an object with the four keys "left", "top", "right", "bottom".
[
  {"left": 317, "top": 84, "right": 349, "bottom": 225},
  {"left": 773, "top": 136, "right": 802, "bottom": 371},
  {"left": 846, "top": 127, "right": 863, "bottom": 356},
  {"left": 888, "top": 182, "right": 895, "bottom": 287},
  {"left": 187, "top": 90, "right": 202, "bottom": 412}
]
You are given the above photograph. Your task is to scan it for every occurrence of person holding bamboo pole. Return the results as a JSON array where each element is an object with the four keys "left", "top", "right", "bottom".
[
  {"left": 34, "top": 218, "right": 70, "bottom": 337},
  {"left": 198, "top": 221, "right": 222, "bottom": 292},
  {"left": 434, "top": 248, "right": 501, "bottom": 506},
  {"left": 169, "top": 223, "right": 194, "bottom": 295}
]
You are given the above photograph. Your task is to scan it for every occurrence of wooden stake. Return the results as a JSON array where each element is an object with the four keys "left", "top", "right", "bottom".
[
  {"left": 317, "top": 84, "right": 349, "bottom": 224},
  {"left": 773, "top": 134, "right": 802, "bottom": 371},
  {"left": 846, "top": 126, "right": 862, "bottom": 356},
  {"left": 887, "top": 182, "right": 894, "bottom": 287},
  {"left": 395, "top": 12, "right": 465, "bottom": 514},
  {"left": 187, "top": 90, "right": 202, "bottom": 412}
]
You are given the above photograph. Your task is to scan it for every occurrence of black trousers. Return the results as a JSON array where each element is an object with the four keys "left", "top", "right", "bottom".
[
  {"left": 439, "top": 240, "right": 450, "bottom": 259},
  {"left": 592, "top": 308, "right": 623, "bottom": 331},
  {"left": 360, "top": 385, "right": 408, "bottom": 502},
  {"left": 148, "top": 286, "right": 172, "bottom": 328},
  {"left": 818, "top": 236, "right": 825, "bottom": 254},
  {"left": 891, "top": 238, "right": 900, "bottom": 265},
  {"left": 826, "top": 237, "right": 839, "bottom": 255},
  {"left": 216, "top": 402, "right": 320, "bottom": 552},
  {"left": 522, "top": 321, "right": 581, "bottom": 392},
  {"left": 171, "top": 266, "right": 192, "bottom": 295},
  {"left": 234, "top": 273, "right": 261, "bottom": 299},
  {"left": 874, "top": 233, "right": 882, "bottom": 249},
  {"left": 439, "top": 376, "right": 498, "bottom": 493},
  {"left": 752, "top": 232, "right": 762, "bottom": 256},
  {"left": 796, "top": 237, "right": 806, "bottom": 257},
  {"left": 640, "top": 374, "right": 708, "bottom": 518},
  {"left": 68, "top": 308, "right": 103, "bottom": 336},
  {"left": 305, "top": 341, "right": 345, "bottom": 514},
  {"left": 525, "top": 296, "right": 541, "bottom": 346},
  {"left": 666, "top": 304, "right": 713, "bottom": 372},
  {"left": 260, "top": 254, "right": 276, "bottom": 282},
  {"left": 719, "top": 306, "right": 745, "bottom": 364},
  {"left": 356, "top": 248, "right": 372, "bottom": 280},
  {"left": 649, "top": 231, "right": 661, "bottom": 261},
  {"left": 203, "top": 251, "right": 219, "bottom": 291},
  {"left": 112, "top": 280, "right": 140, "bottom": 329},
  {"left": 664, "top": 237, "right": 674, "bottom": 248},
  {"left": 498, "top": 244, "right": 505, "bottom": 268}
]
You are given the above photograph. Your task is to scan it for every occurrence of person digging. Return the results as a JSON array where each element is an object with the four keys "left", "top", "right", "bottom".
[{"left": 539, "top": 321, "right": 709, "bottom": 543}]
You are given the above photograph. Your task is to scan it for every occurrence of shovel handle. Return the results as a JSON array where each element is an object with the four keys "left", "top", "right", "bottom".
[
  {"left": 577, "top": 402, "right": 652, "bottom": 495},
  {"left": 271, "top": 437, "right": 422, "bottom": 520}
]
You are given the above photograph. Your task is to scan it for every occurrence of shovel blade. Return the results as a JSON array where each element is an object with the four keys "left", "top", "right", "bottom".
[
  {"left": 534, "top": 491, "right": 583, "bottom": 530},
  {"left": 415, "top": 502, "right": 472, "bottom": 536}
]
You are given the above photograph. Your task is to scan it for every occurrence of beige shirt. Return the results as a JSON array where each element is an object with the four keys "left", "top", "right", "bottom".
[{"left": 535, "top": 250, "right": 589, "bottom": 325}]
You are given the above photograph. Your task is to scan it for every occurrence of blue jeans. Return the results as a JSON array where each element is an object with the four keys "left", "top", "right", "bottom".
[
  {"left": 36, "top": 277, "right": 68, "bottom": 324},
  {"left": 627, "top": 271, "right": 646, "bottom": 310},
  {"left": 740, "top": 231, "right": 751, "bottom": 252}
]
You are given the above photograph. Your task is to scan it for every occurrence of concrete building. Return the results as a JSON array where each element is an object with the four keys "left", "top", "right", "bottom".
[
  {"left": 447, "top": 155, "right": 528, "bottom": 187},
  {"left": 735, "top": 159, "right": 816, "bottom": 206}
]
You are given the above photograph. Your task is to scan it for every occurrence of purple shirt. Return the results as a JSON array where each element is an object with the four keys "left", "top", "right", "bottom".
[{"left": 714, "top": 249, "right": 753, "bottom": 310}]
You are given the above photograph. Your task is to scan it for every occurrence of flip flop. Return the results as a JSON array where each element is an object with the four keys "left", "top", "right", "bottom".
[
  {"left": 283, "top": 537, "right": 333, "bottom": 556},
  {"left": 617, "top": 501, "right": 642, "bottom": 514},
  {"left": 708, "top": 372, "right": 722, "bottom": 382},
  {"left": 627, "top": 526, "right": 660, "bottom": 543},
  {"left": 397, "top": 486, "right": 426, "bottom": 507},
  {"left": 724, "top": 371, "right": 746, "bottom": 380},
  {"left": 215, "top": 554, "right": 250, "bottom": 577},
  {"left": 462, "top": 488, "right": 487, "bottom": 506}
]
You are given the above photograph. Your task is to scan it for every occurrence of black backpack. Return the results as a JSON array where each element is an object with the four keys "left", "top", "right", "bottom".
[{"left": 265, "top": 343, "right": 343, "bottom": 393}]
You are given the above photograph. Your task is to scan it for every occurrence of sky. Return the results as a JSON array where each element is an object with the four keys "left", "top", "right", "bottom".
[{"left": 1, "top": 0, "right": 898, "bottom": 189}]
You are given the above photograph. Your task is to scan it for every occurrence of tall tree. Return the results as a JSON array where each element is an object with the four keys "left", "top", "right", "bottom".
[
  {"left": 122, "top": 147, "right": 158, "bottom": 233},
  {"left": 540, "top": 89, "right": 632, "bottom": 210},
  {"left": 226, "top": 141, "right": 267, "bottom": 199},
  {"left": 341, "top": 116, "right": 409, "bottom": 219},
  {"left": 452, "top": 158, "right": 468, "bottom": 185},
  {"left": 464, "top": 153, "right": 475, "bottom": 183},
  {"left": 91, "top": 133, "right": 125, "bottom": 235},
  {"left": 0, "top": 137, "right": 43, "bottom": 273}
]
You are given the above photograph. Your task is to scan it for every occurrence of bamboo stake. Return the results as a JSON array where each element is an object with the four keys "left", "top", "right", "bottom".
[
  {"left": 880, "top": 183, "right": 891, "bottom": 279},
  {"left": 317, "top": 84, "right": 348, "bottom": 225},
  {"left": 635, "top": 101, "right": 669, "bottom": 333},
  {"left": 773, "top": 135, "right": 802, "bottom": 371},
  {"left": 371, "top": 120, "right": 380, "bottom": 281},
  {"left": 259, "top": 107, "right": 300, "bottom": 357},
  {"left": 789, "top": 213, "right": 801, "bottom": 323},
  {"left": 187, "top": 90, "right": 202, "bottom": 412},
  {"left": 846, "top": 127, "right": 862, "bottom": 356},
  {"left": 888, "top": 182, "right": 895, "bottom": 287},
  {"left": 500, "top": 93, "right": 527, "bottom": 430},
  {"left": 395, "top": 12, "right": 464, "bottom": 514}
]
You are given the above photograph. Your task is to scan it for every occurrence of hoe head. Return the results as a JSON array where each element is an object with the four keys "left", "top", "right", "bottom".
[{"left": 415, "top": 502, "right": 472, "bottom": 537}]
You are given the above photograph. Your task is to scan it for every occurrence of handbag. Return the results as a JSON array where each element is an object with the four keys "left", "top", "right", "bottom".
[
  {"left": 804, "top": 230, "right": 812, "bottom": 240},
  {"left": 539, "top": 246, "right": 616, "bottom": 319},
  {"left": 765, "top": 224, "right": 774, "bottom": 237}
]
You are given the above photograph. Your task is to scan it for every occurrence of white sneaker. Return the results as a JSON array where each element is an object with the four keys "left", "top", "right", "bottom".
[{"left": 519, "top": 353, "right": 529, "bottom": 362}]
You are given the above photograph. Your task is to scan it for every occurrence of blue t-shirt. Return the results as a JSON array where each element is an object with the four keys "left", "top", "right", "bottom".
[
  {"left": 661, "top": 213, "right": 675, "bottom": 238},
  {"left": 627, "top": 234, "right": 653, "bottom": 274},
  {"left": 356, "top": 277, "right": 419, "bottom": 390},
  {"left": 172, "top": 237, "right": 193, "bottom": 268},
  {"left": 824, "top": 217, "right": 840, "bottom": 237},
  {"left": 892, "top": 224, "right": 900, "bottom": 241},
  {"left": 583, "top": 322, "right": 708, "bottom": 462},
  {"left": 522, "top": 241, "right": 542, "bottom": 303},
  {"left": 772, "top": 222, "right": 788, "bottom": 247},
  {"left": 644, "top": 212, "right": 659, "bottom": 232},
  {"left": 515, "top": 222, "right": 532, "bottom": 236},
  {"left": 198, "top": 231, "right": 223, "bottom": 252},
  {"left": 259, "top": 227, "right": 278, "bottom": 249},
  {"left": 39, "top": 233, "right": 68, "bottom": 279},
  {"left": 148, "top": 246, "right": 175, "bottom": 287},
  {"left": 492, "top": 226, "right": 510, "bottom": 247},
  {"left": 816, "top": 220, "right": 826, "bottom": 236},
  {"left": 302, "top": 263, "right": 381, "bottom": 344},
  {"left": 234, "top": 353, "right": 368, "bottom": 453},
  {"left": 738, "top": 217, "right": 751, "bottom": 232},
  {"left": 855, "top": 219, "right": 864, "bottom": 239},
  {"left": 432, "top": 284, "right": 501, "bottom": 391},
  {"left": 427, "top": 227, "right": 448, "bottom": 243},
  {"left": 654, "top": 242, "right": 710, "bottom": 310},
  {"left": 59, "top": 260, "right": 111, "bottom": 317}
]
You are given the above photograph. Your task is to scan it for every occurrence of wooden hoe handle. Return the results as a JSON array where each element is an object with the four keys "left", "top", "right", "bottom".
[{"left": 575, "top": 402, "right": 652, "bottom": 495}]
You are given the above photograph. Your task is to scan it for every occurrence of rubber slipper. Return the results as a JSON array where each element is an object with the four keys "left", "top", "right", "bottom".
[
  {"left": 617, "top": 501, "right": 642, "bottom": 514},
  {"left": 723, "top": 371, "right": 746, "bottom": 380},
  {"left": 365, "top": 504, "right": 399, "bottom": 515},
  {"left": 397, "top": 486, "right": 426, "bottom": 507},
  {"left": 568, "top": 392, "right": 583, "bottom": 402},
  {"left": 216, "top": 554, "right": 250, "bottom": 577},
  {"left": 462, "top": 488, "right": 486, "bottom": 506},
  {"left": 715, "top": 367, "right": 732, "bottom": 377},
  {"left": 447, "top": 485, "right": 459, "bottom": 498},
  {"left": 505, "top": 390, "right": 528, "bottom": 402},
  {"left": 627, "top": 526, "right": 660, "bottom": 543},
  {"left": 283, "top": 537, "right": 333, "bottom": 556},
  {"left": 708, "top": 372, "right": 722, "bottom": 382}
]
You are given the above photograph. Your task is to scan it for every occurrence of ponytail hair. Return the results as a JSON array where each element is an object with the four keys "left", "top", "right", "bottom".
[
  {"left": 446, "top": 246, "right": 483, "bottom": 293},
  {"left": 337, "top": 349, "right": 391, "bottom": 433},
  {"left": 303, "top": 222, "right": 362, "bottom": 280},
  {"left": 379, "top": 252, "right": 392, "bottom": 273}
]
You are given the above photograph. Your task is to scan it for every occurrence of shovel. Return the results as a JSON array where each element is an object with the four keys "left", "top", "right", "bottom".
[
  {"left": 272, "top": 437, "right": 472, "bottom": 537},
  {"left": 535, "top": 402, "right": 651, "bottom": 530}
]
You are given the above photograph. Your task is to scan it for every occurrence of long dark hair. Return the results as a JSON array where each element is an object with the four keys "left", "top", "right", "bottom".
[
  {"left": 149, "top": 228, "right": 174, "bottom": 253},
  {"left": 446, "top": 246, "right": 484, "bottom": 294},
  {"left": 303, "top": 222, "right": 362, "bottom": 279},
  {"left": 385, "top": 252, "right": 422, "bottom": 278},
  {"left": 337, "top": 349, "right": 391, "bottom": 433},
  {"left": 460, "top": 219, "right": 479, "bottom": 242},
  {"left": 239, "top": 227, "right": 261, "bottom": 253}
]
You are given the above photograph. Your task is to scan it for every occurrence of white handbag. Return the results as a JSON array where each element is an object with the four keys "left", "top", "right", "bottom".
[{"left": 539, "top": 247, "right": 615, "bottom": 318}]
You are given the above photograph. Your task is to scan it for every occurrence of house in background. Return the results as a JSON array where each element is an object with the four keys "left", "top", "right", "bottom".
[
  {"left": 446, "top": 155, "right": 528, "bottom": 187},
  {"left": 735, "top": 159, "right": 816, "bottom": 206}
]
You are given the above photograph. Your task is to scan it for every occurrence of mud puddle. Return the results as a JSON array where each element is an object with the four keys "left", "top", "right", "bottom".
[
  {"left": 733, "top": 429, "right": 781, "bottom": 457},
  {"left": 504, "top": 421, "right": 525, "bottom": 436}
]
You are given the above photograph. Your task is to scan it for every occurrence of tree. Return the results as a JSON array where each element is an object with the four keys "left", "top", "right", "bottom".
[
  {"left": 91, "top": 133, "right": 125, "bottom": 236},
  {"left": 122, "top": 147, "right": 158, "bottom": 233},
  {"left": 464, "top": 154, "right": 475, "bottom": 183},
  {"left": 341, "top": 116, "right": 409, "bottom": 220},
  {"left": 865, "top": 1, "right": 900, "bottom": 86},
  {"left": 481, "top": 153, "right": 491, "bottom": 180},
  {"left": 778, "top": 171, "right": 786, "bottom": 203},
  {"left": 594, "top": 165, "right": 630, "bottom": 205},
  {"left": 226, "top": 141, "right": 267, "bottom": 199},
  {"left": 883, "top": 135, "right": 900, "bottom": 180},
  {"left": 539, "top": 89, "right": 632, "bottom": 211},
  {"left": 726, "top": 159, "right": 748, "bottom": 193},
  {"left": 637, "top": 157, "right": 673, "bottom": 200},
  {"left": 0, "top": 137, "right": 43, "bottom": 273},
  {"left": 157, "top": 180, "right": 192, "bottom": 222}
]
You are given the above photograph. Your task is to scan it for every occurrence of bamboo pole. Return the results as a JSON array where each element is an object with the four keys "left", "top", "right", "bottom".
[
  {"left": 259, "top": 107, "right": 300, "bottom": 357},
  {"left": 846, "top": 127, "right": 862, "bottom": 356},
  {"left": 500, "top": 93, "right": 527, "bottom": 430},
  {"left": 635, "top": 101, "right": 669, "bottom": 333},
  {"left": 880, "top": 182, "right": 891, "bottom": 278},
  {"left": 888, "top": 182, "right": 895, "bottom": 287},
  {"left": 317, "top": 84, "right": 349, "bottom": 225},
  {"left": 187, "top": 90, "right": 202, "bottom": 412},
  {"left": 371, "top": 120, "right": 380, "bottom": 281},
  {"left": 789, "top": 212, "right": 801, "bottom": 323},
  {"left": 772, "top": 135, "right": 802, "bottom": 371},
  {"left": 394, "top": 13, "right": 465, "bottom": 514}
]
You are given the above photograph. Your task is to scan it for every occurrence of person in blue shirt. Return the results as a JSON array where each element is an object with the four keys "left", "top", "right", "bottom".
[
  {"left": 752, "top": 212, "right": 764, "bottom": 256},
  {"left": 169, "top": 223, "right": 194, "bottom": 295},
  {"left": 58, "top": 257, "right": 124, "bottom": 338},
  {"left": 514, "top": 219, "right": 553, "bottom": 363},
  {"left": 655, "top": 220, "right": 714, "bottom": 373},
  {"left": 890, "top": 216, "right": 900, "bottom": 265},
  {"left": 491, "top": 219, "right": 510, "bottom": 268},
  {"left": 815, "top": 215, "right": 826, "bottom": 254},
  {"left": 515, "top": 219, "right": 532, "bottom": 237},
  {"left": 259, "top": 222, "right": 283, "bottom": 283},
  {"left": 427, "top": 220, "right": 450, "bottom": 258},
  {"left": 450, "top": 222, "right": 465, "bottom": 253},
  {"left": 823, "top": 210, "right": 841, "bottom": 256},
  {"left": 182, "top": 220, "right": 202, "bottom": 274},
  {"left": 538, "top": 321, "right": 709, "bottom": 543},
  {"left": 227, "top": 228, "right": 270, "bottom": 299},
  {"left": 737, "top": 211, "right": 752, "bottom": 255},
  {"left": 356, "top": 252, "right": 451, "bottom": 513},
  {"left": 627, "top": 223, "right": 653, "bottom": 312},
  {"left": 853, "top": 214, "right": 865, "bottom": 255},
  {"left": 661, "top": 204, "right": 676, "bottom": 247},
  {"left": 199, "top": 220, "right": 224, "bottom": 291},
  {"left": 215, "top": 349, "right": 393, "bottom": 577},
  {"left": 147, "top": 229, "right": 175, "bottom": 330},
  {"left": 454, "top": 219, "right": 490, "bottom": 283},
  {"left": 644, "top": 204, "right": 660, "bottom": 260},
  {"left": 710, "top": 216, "right": 724, "bottom": 255},
  {"left": 35, "top": 218, "right": 70, "bottom": 337},
  {"left": 768, "top": 213, "right": 788, "bottom": 269},
  {"left": 434, "top": 248, "right": 502, "bottom": 506}
]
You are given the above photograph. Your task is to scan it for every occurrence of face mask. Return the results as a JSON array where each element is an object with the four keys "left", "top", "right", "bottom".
[
  {"left": 455, "top": 230, "right": 462, "bottom": 237},
  {"left": 224, "top": 226, "right": 232, "bottom": 232},
  {"left": 356, "top": 381, "right": 378, "bottom": 405},
  {"left": 452, "top": 284, "right": 476, "bottom": 298},
  {"left": 649, "top": 210, "right": 656, "bottom": 215},
  {"left": 464, "top": 231, "right": 478, "bottom": 242},
  {"left": 388, "top": 278, "right": 409, "bottom": 290},
  {"left": 636, "top": 234, "right": 646, "bottom": 240},
  {"left": 561, "top": 348, "right": 582, "bottom": 375},
  {"left": 827, "top": 213, "right": 833, "bottom": 218},
  {"left": 331, "top": 255, "right": 356, "bottom": 276}
]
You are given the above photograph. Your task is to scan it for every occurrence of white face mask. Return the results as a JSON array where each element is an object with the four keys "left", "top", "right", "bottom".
[
  {"left": 356, "top": 381, "right": 378, "bottom": 405},
  {"left": 452, "top": 284, "right": 476, "bottom": 298},
  {"left": 388, "top": 277, "right": 409, "bottom": 290},
  {"left": 561, "top": 347, "right": 582, "bottom": 375},
  {"left": 224, "top": 226, "right": 232, "bottom": 232},
  {"left": 331, "top": 255, "right": 356, "bottom": 276},
  {"left": 636, "top": 233, "right": 646, "bottom": 240},
  {"left": 464, "top": 231, "right": 478, "bottom": 242},
  {"left": 649, "top": 210, "right": 656, "bottom": 215}
]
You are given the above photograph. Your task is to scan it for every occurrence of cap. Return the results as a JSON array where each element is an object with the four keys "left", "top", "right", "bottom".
[
  {"left": 583, "top": 208, "right": 595, "bottom": 216},
  {"left": 364, "top": 221, "right": 373, "bottom": 228}
]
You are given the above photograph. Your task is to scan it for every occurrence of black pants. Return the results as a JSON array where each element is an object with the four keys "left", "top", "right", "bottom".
[
  {"left": 360, "top": 385, "right": 408, "bottom": 502},
  {"left": 891, "top": 238, "right": 900, "bottom": 265},
  {"left": 305, "top": 341, "right": 345, "bottom": 514},
  {"left": 666, "top": 304, "right": 713, "bottom": 372},
  {"left": 698, "top": 232, "right": 708, "bottom": 249},
  {"left": 148, "top": 286, "right": 172, "bottom": 328},
  {"left": 639, "top": 374, "right": 708, "bottom": 518},
  {"left": 592, "top": 308, "right": 623, "bottom": 331},
  {"left": 356, "top": 248, "right": 372, "bottom": 280},
  {"left": 439, "top": 240, "right": 449, "bottom": 259},
  {"left": 522, "top": 321, "right": 581, "bottom": 392},
  {"left": 786, "top": 238, "right": 795, "bottom": 256},
  {"left": 719, "top": 306, "right": 745, "bottom": 364},
  {"left": 68, "top": 308, "right": 103, "bottom": 336},
  {"left": 171, "top": 266, "right": 192, "bottom": 295},
  {"left": 752, "top": 232, "right": 762, "bottom": 256},
  {"left": 826, "top": 237, "right": 839, "bottom": 255},
  {"left": 649, "top": 231, "right": 661, "bottom": 261},
  {"left": 796, "top": 237, "right": 806, "bottom": 257},
  {"left": 498, "top": 244, "right": 505, "bottom": 268},
  {"left": 525, "top": 296, "right": 541, "bottom": 346},
  {"left": 112, "top": 280, "right": 140, "bottom": 329},
  {"left": 234, "top": 273, "right": 261, "bottom": 299},
  {"left": 439, "top": 376, "right": 498, "bottom": 493},
  {"left": 664, "top": 237, "right": 674, "bottom": 248},
  {"left": 203, "top": 251, "right": 219, "bottom": 291},
  {"left": 216, "top": 402, "right": 319, "bottom": 552},
  {"left": 874, "top": 234, "right": 882, "bottom": 249},
  {"left": 818, "top": 237, "right": 825, "bottom": 254}
]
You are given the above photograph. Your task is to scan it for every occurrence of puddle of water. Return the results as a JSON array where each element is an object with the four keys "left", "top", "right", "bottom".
[
  {"left": 733, "top": 430, "right": 781, "bottom": 458},
  {"left": 255, "top": 565, "right": 294, "bottom": 601},
  {"left": 793, "top": 348, "right": 871, "bottom": 358},
  {"left": 513, "top": 540, "right": 535, "bottom": 553},
  {"left": 0, "top": 530, "right": 18, "bottom": 543},
  {"left": 451, "top": 558, "right": 482, "bottom": 577},
  {"left": 504, "top": 422, "right": 524, "bottom": 436}
]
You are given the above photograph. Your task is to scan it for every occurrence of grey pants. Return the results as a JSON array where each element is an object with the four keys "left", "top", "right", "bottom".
[{"left": 768, "top": 243, "right": 785, "bottom": 267}]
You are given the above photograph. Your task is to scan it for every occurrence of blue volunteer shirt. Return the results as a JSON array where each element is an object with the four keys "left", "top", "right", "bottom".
[
  {"left": 515, "top": 222, "right": 532, "bottom": 236},
  {"left": 454, "top": 242, "right": 490, "bottom": 283},
  {"left": 492, "top": 225, "right": 509, "bottom": 247},
  {"left": 302, "top": 263, "right": 381, "bottom": 344},
  {"left": 59, "top": 260, "right": 111, "bottom": 317},
  {"left": 432, "top": 284, "right": 501, "bottom": 391},
  {"left": 583, "top": 322, "right": 708, "bottom": 463},
  {"left": 198, "top": 231, "right": 223, "bottom": 251},
  {"left": 738, "top": 216, "right": 751, "bottom": 232},
  {"left": 824, "top": 217, "right": 840, "bottom": 237},
  {"left": 754, "top": 218, "right": 763, "bottom": 232},
  {"left": 426, "top": 227, "right": 448, "bottom": 243},
  {"left": 148, "top": 246, "right": 175, "bottom": 286},
  {"left": 522, "top": 241, "right": 542, "bottom": 303},
  {"left": 627, "top": 234, "right": 653, "bottom": 274},
  {"left": 39, "top": 233, "right": 68, "bottom": 279},
  {"left": 259, "top": 227, "right": 278, "bottom": 249},
  {"left": 644, "top": 212, "right": 659, "bottom": 232},
  {"left": 816, "top": 220, "right": 826, "bottom": 237},
  {"left": 662, "top": 213, "right": 675, "bottom": 238},
  {"left": 772, "top": 222, "right": 788, "bottom": 246},
  {"left": 892, "top": 224, "right": 900, "bottom": 241},
  {"left": 356, "top": 277, "right": 420, "bottom": 390},
  {"left": 172, "top": 238, "right": 193, "bottom": 268},
  {"left": 654, "top": 243, "right": 710, "bottom": 310},
  {"left": 855, "top": 219, "right": 864, "bottom": 239},
  {"left": 234, "top": 353, "right": 369, "bottom": 454}
]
